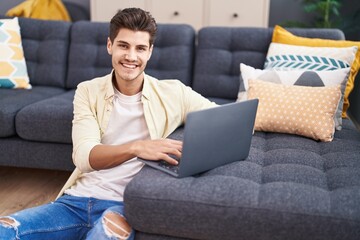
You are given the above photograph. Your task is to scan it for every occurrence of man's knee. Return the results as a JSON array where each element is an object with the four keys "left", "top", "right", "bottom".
[
  {"left": 0, "top": 217, "right": 19, "bottom": 228},
  {"left": 102, "top": 212, "right": 132, "bottom": 240},
  {"left": 0, "top": 216, "right": 19, "bottom": 239}
]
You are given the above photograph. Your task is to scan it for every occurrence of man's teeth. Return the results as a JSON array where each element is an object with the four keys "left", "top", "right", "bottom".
[{"left": 122, "top": 63, "right": 136, "bottom": 69}]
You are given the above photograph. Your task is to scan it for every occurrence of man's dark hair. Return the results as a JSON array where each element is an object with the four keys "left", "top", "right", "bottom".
[{"left": 109, "top": 8, "right": 157, "bottom": 46}]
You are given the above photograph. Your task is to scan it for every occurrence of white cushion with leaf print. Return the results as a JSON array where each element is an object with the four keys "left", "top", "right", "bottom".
[{"left": 264, "top": 42, "right": 357, "bottom": 71}]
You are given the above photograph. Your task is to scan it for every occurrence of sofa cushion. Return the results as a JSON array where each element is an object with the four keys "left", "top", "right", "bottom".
[
  {"left": 16, "top": 90, "right": 75, "bottom": 144},
  {"left": 19, "top": 17, "right": 71, "bottom": 88},
  {"left": 247, "top": 79, "right": 341, "bottom": 142},
  {"left": 238, "top": 64, "right": 350, "bottom": 130},
  {"left": 66, "top": 22, "right": 195, "bottom": 89},
  {"left": 146, "top": 24, "right": 195, "bottom": 86},
  {"left": 0, "top": 87, "right": 66, "bottom": 137},
  {"left": 65, "top": 21, "right": 111, "bottom": 89},
  {"left": 124, "top": 120, "right": 360, "bottom": 240},
  {"left": 271, "top": 25, "right": 360, "bottom": 118},
  {"left": 264, "top": 42, "right": 358, "bottom": 119},
  {"left": 0, "top": 17, "right": 31, "bottom": 89},
  {"left": 0, "top": 137, "right": 74, "bottom": 171},
  {"left": 193, "top": 27, "right": 346, "bottom": 101},
  {"left": 264, "top": 43, "right": 357, "bottom": 71}
]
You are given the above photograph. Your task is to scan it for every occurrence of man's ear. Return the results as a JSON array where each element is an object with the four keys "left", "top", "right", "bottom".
[
  {"left": 107, "top": 37, "right": 112, "bottom": 55},
  {"left": 148, "top": 44, "right": 153, "bottom": 60}
]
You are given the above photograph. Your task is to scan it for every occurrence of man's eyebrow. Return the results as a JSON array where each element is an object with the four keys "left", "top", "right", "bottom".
[
  {"left": 137, "top": 44, "right": 149, "bottom": 49},
  {"left": 116, "top": 40, "right": 129, "bottom": 45}
]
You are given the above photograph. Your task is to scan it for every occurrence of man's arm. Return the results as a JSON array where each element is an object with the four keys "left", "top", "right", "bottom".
[{"left": 89, "top": 138, "right": 182, "bottom": 170}]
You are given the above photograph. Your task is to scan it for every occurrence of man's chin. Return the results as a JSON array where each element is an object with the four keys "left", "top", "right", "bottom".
[{"left": 115, "top": 70, "right": 144, "bottom": 82}]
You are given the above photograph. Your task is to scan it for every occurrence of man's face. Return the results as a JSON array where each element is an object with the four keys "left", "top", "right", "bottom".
[{"left": 107, "top": 28, "right": 153, "bottom": 85}]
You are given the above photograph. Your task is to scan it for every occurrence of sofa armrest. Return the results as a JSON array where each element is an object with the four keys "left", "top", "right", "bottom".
[{"left": 348, "top": 74, "right": 360, "bottom": 130}]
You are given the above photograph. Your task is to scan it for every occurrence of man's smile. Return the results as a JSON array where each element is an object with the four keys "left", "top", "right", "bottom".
[{"left": 121, "top": 62, "right": 138, "bottom": 69}]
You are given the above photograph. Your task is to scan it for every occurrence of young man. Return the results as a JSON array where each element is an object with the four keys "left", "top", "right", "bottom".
[{"left": 0, "top": 8, "right": 216, "bottom": 239}]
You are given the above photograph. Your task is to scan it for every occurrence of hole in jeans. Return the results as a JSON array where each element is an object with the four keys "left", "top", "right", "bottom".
[
  {"left": 0, "top": 217, "right": 20, "bottom": 228},
  {"left": 102, "top": 212, "right": 131, "bottom": 240}
]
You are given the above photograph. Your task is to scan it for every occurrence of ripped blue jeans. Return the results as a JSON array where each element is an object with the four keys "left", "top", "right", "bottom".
[{"left": 0, "top": 195, "right": 135, "bottom": 240}]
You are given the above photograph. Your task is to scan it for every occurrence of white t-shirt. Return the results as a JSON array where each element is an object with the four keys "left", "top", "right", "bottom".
[{"left": 65, "top": 88, "right": 149, "bottom": 201}]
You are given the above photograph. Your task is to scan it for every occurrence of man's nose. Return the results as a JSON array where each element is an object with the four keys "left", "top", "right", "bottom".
[{"left": 125, "top": 49, "right": 137, "bottom": 61}]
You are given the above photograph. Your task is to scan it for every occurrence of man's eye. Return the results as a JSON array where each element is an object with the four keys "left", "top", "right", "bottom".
[{"left": 118, "top": 44, "right": 127, "bottom": 49}]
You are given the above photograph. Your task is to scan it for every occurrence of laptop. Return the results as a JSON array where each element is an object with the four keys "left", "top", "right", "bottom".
[{"left": 138, "top": 99, "right": 258, "bottom": 178}]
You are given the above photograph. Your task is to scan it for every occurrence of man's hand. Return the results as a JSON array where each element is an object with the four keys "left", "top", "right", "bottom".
[
  {"left": 89, "top": 139, "right": 182, "bottom": 170},
  {"left": 133, "top": 139, "right": 182, "bottom": 165}
]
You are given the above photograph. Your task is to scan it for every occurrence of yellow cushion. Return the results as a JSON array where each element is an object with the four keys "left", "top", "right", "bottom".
[
  {"left": 272, "top": 25, "right": 360, "bottom": 118},
  {"left": 6, "top": 0, "right": 71, "bottom": 22},
  {"left": 0, "top": 17, "right": 31, "bottom": 89},
  {"left": 247, "top": 79, "right": 341, "bottom": 142}
]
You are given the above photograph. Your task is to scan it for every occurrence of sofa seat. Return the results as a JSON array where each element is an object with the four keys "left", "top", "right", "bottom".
[
  {"left": 124, "top": 119, "right": 360, "bottom": 240},
  {"left": 16, "top": 90, "right": 75, "bottom": 144},
  {"left": 0, "top": 136, "right": 73, "bottom": 170},
  {"left": 0, "top": 87, "right": 66, "bottom": 137}
]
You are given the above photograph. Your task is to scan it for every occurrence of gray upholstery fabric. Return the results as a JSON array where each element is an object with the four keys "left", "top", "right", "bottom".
[
  {"left": 19, "top": 17, "right": 71, "bottom": 88},
  {"left": 66, "top": 22, "right": 195, "bottom": 89},
  {"left": 349, "top": 74, "right": 360, "bottom": 125},
  {"left": 0, "top": 137, "right": 73, "bottom": 171},
  {"left": 125, "top": 119, "right": 360, "bottom": 240},
  {"left": 65, "top": 21, "right": 111, "bottom": 89},
  {"left": 146, "top": 24, "right": 195, "bottom": 86},
  {"left": 135, "top": 233, "right": 188, "bottom": 240},
  {"left": 192, "top": 27, "right": 345, "bottom": 100},
  {"left": 0, "top": 87, "right": 66, "bottom": 137},
  {"left": 16, "top": 90, "right": 75, "bottom": 144}
]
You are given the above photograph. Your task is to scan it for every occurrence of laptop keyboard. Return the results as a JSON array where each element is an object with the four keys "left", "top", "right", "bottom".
[{"left": 158, "top": 156, "right": 180, "bottom": 174}]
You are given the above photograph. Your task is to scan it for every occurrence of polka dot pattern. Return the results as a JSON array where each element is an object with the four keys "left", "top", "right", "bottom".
[{"left": 248, "top": 79, "right": 341, "bottom": 142}]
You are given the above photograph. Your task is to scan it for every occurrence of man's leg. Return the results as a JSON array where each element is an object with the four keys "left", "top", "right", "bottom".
[
  {"left": 86, "top": 205, "right": 135, "bottom": 240},
  {"left": 0, "top": 195, "right": 90, "bottom": 240}
]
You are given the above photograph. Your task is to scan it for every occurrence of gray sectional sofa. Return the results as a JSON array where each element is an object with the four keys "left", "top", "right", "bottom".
[{"left": 0, "top": 17, "right": 359, "bottom": 240}]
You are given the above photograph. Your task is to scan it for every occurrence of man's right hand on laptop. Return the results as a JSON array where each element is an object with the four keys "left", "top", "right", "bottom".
[{"left": 134, "top": 139, "right": 182, "bottom": 165}]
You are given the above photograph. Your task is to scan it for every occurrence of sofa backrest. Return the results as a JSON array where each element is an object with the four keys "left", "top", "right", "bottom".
[
  {"left": 65, "top": 21, "right": 110, "bottom": 89},
  {"left": 146, "top": 24, "right": 195, "bottom": 86},
  {"left": 19, "top": 17, "right": 71, "bottom": 88},
  {"left": 193, "top": 27, "right": 345, "bottom": 103},
  {"left": 66, "top": 21, "right": 195, "bottom": 89}
]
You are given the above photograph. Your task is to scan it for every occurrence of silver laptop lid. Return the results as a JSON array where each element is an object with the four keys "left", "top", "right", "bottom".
[{"left": 177, "top": 99, "right": 258, "bottom": 177}]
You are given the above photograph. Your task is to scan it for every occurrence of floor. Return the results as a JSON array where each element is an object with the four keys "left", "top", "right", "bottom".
[{"left": 0, "top": 166, "right": 71, "bottom": 216}]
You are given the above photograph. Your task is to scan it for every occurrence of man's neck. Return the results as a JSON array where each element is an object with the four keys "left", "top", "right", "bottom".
[{"left": 112, "top": 73, "right": 144, "bottom": 96}]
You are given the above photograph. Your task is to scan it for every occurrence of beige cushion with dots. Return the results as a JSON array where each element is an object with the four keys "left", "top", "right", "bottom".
[{"left": 247, "top": 79, "right": 341, "bottom": 142}]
